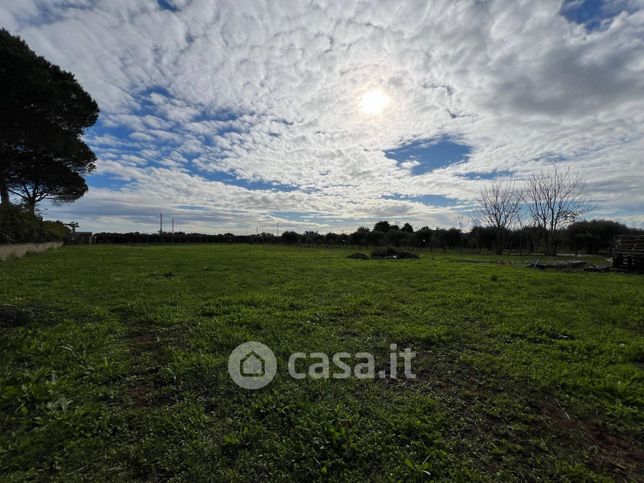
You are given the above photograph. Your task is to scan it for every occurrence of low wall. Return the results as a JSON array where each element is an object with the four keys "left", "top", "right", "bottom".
[{"left": 0, "top": 241, "right": 63, "bottom": 261}]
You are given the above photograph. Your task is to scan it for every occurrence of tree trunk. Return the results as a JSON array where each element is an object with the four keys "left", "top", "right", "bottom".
[
  {"left": 495, "top": 230, "right": 503, "bottom": 255},
  {"left": 0, "top": 177, "right": 9, "bottom": 206},
  {"left": 26, "top": 198, "right": 36, "bottom": 214},
  {"left": 544, "top": 230, "right": 557, "bottom": 256}
]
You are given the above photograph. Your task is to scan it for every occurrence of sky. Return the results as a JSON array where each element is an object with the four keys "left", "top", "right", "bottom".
[{"left": 1, "top": 0, "right": 643, "bottom": 234}]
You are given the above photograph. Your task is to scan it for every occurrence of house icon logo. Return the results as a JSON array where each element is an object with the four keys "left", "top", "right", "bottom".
[
  {"left": 241, "top": 351, "right": 265, "bottom": 377},
  {"left": 228, "top": 341, "right": 276, "bottom": 389}
]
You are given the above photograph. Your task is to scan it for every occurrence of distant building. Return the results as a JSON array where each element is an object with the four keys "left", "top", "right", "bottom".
[
  {"left": 62, "top": 222, "right": 92, "bottom": 244},
  {"left": 71, "top": 231, "right": 93, "bottom": 244}
]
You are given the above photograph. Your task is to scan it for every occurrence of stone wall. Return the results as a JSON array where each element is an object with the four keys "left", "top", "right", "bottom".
[{"left": 0, "top": 242, "right": 63, "bottom": 261}]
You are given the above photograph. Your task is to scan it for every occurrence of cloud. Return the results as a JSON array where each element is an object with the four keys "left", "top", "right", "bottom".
[{"left": 2, "top": 0, "right": 643, "bottom": 232}]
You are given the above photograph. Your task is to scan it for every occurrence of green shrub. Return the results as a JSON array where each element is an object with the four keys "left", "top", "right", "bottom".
[
  {"left": 41, "top": 220, "right": 71, "bottom": 241},
  {"left": 0, "top": 204, "right": 70, "bottom": 243},
  {"left": 370, "top": 246, "right": 419, "bottom": 259},
  {"left": 1, "top": 204, "right": 40, "bottom": 243}
]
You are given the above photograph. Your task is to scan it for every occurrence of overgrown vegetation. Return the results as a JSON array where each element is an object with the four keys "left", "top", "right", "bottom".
[
  {"left": 0, "top": 245, "right": 642, "bottom": 480},
  {"left": 370, "top": 246, "right": 419, "bottom": 259},
  {"left": 0, "top": 204, "right": 70, "bottom": 243}
]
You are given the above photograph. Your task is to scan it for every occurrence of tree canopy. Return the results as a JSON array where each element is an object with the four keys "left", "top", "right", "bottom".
[{"left": 0, "top": 28, "right": 99, "bottom": 210}]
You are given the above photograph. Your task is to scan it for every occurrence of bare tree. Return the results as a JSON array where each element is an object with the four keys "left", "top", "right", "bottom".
[
  {"left": 522, "top": 166, "right": 591, "bottom": 256},
  {"left": 477, "top": 179, "right": 521, "bottom": 254}
]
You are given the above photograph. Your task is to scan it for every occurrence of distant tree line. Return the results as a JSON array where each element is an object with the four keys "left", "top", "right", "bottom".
[{"left": 91, "top": 217, "right": 641, "bottom": 255}]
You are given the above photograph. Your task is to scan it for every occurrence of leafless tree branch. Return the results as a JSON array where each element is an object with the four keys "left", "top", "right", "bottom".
[
  {"left": 477, "top": 179, "right": 521, "bottom": 254},
  {"left": 522, "top": 165, "right": 592, "bottom": 255}
]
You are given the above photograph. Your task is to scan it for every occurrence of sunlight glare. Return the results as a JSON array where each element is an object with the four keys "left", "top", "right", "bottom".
[{"left": 359, "top": 88, "right": 391, "bottom": 115}]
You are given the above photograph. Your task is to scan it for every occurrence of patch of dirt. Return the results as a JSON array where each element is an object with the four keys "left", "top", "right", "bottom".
[
  {"left": 540, "top": 400, "right": 644, "bottom": 478},
  {"left": 125, "top": 332, "right": 161, "bottom": 407},
  {"left": 376, "top": 348, "right": 643, "bottom": 478},
  {"left": 131, "top": 333, "right": 155, "bottom": 346},
  {"left": 128, "top": 382, "right": 154, "bottom": 408}
]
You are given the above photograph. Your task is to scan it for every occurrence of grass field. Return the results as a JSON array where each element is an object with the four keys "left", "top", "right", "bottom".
[{"left": 0, "top": 245, "right": 642, "bottom": 480}]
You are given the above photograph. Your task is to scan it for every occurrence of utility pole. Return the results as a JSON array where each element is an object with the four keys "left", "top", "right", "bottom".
[
  {"left": 277, "top": 222, "right": 280, "bottom": 236},
  {"left": 159, "top": 213, "right": 163, "bottom": 236},
  {"left": 171, "top": 217, "right": 175, "bottom": 243}
]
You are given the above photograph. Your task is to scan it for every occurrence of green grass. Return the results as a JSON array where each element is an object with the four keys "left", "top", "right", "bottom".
[{"left": 0, "top": 244, "right": 642, "bottom": 480}]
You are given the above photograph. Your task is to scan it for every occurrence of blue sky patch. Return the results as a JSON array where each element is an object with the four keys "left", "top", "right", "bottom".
[
  {"left": 459, "top": 170, "right": 514, "bottom": 180},
  {"left": 560, "top": 0, "right": 629, "bottom": 31},
  {"left": 385, "top": 194, "right": 458, "bottom": 207},
  {"left": 93, "top": 123, "right": 132, "bottom": 142},
  {"left": 194, "top": 108, "right": 243, "bottom": 123},
  {"left": 207, "top": 172, "right": 299, "bottom": 192},
  {"left": 86, "top": 173, "right": 129, "bottom": 189},
  {"left": 157, "top": 0, "right": 180, "bottom": 12},
  {"left": 385, "top": 137, "right": 472, "bottom": 175}
]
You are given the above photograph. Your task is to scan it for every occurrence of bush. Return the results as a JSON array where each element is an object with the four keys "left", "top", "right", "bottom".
[
  {"left": 0, "top": 204, "right": 70, "bottom": 243},
  {"left": 42, "top": 220, "right": 71, "bottom": 241},
  {"left": 394, "top": 251, "right": 419, "bottom": 259},
  {"left": 1, "top": 204, "right": 41, "bottom": 243},
  {"left": 370, "top": 246, "right": 419, "bottom": 259}
]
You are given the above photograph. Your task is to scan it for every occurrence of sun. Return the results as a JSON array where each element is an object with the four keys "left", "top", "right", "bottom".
[{"left": 359, "top": 88, "right": 391, "bottom": 115}]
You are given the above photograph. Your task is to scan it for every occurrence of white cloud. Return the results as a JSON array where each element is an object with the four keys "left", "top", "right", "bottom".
[{"left": 2, "top": 0, "right": 643, "bottom": 232}]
